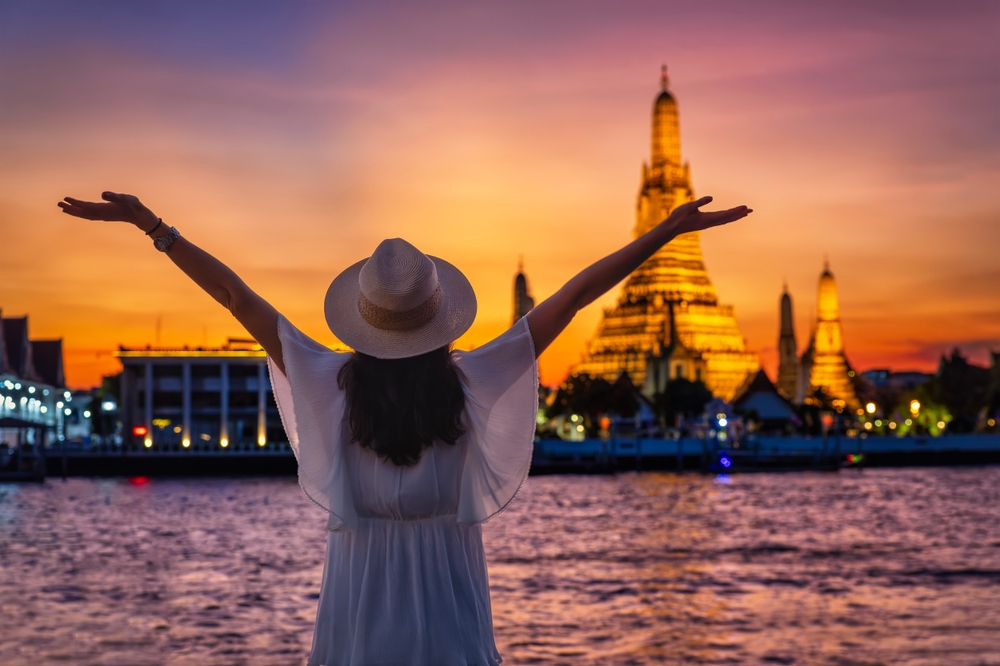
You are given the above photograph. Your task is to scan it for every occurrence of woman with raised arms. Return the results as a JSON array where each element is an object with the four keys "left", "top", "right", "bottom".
[{"left": 59, "top": 191, "right": 750, "bottom": 665}]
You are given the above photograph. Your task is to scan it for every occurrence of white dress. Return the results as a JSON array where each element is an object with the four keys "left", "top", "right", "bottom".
[{"left": 268, "top": 315, "right": 538, "bottom": 666}]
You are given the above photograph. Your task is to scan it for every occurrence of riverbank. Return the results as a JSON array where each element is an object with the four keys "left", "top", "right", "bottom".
[{"left": 4, "top": 433, "right": 998, "bottom": 479}]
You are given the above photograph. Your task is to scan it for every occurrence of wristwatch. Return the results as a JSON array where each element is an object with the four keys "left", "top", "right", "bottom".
[{"left": 153, "top": 226, "right": 181, "bottom": 252}]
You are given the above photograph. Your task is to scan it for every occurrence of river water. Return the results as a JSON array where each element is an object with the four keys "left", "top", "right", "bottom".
[{"left": 1, "top": 468, "right": 999, "bottom": 665}]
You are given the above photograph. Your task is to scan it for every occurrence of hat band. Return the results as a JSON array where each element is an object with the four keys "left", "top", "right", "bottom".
[{"left": 357, "top": 285, "right": 442, "bottom": 331}]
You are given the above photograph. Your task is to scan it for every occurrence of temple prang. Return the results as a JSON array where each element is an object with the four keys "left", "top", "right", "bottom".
[{"left": 573, "top": 70, "right": 759, "bottom": 401}]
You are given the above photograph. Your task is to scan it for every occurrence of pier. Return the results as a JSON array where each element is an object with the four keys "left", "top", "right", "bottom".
[{"left": 1, "top": 434, "right": 996, "bottom": 480}]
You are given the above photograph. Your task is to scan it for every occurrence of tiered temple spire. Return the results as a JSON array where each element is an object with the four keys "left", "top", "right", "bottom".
[
  {"left": 777, "top": 284, "right": 799, "bottom": 399},
  {"left": 512, "top": 257, "right": 535, "bottom": 325},
  {"left": 573, "top": 69, "right": 759, "bottom": 401},
  {"left": 799, "top": 261, "right": 859, "bottom": 410}
]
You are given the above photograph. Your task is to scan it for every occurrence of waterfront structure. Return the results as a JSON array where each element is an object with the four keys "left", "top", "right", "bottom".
[
  {"left": 512, "top": 259, "right": 535, "bottom": 324},
  {"left": 733, "top": 370, "right": 796, "bottom": 434},
  {"left": 0, "top": 311, "right": 68, "bottom": 442},
  {"left": 798, "top": 262, "right": 859, "bottom": 411},
  {"left": 116, "top": 339, "right": 287, "bottom": 450},
  {"left": 776, "top": 285, "right": 800, "bottom": 399},
  {"left": 573, "top": 67, "right": 758, "bottom": 400}
]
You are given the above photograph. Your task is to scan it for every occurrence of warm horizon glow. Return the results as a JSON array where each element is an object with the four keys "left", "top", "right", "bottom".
[{"left": 1, "top": 2, "right": 997, "bottom": 389}]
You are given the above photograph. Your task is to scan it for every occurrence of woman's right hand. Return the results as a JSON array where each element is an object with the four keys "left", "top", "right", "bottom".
[{"left": 58, "top": 191, "right": 162, "bottom": 233}]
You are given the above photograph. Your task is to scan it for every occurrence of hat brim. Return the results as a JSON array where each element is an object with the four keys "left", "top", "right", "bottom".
[{"left": 324, "top": 255, "right": 477, "bottom": 359}]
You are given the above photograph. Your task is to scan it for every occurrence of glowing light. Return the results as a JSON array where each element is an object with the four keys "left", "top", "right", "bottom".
[
  {"left": 182, "top": 438, "right": 191, "bottom": 448},
  {"left": 152, "top": 418, "right": 171, "bottom": 428},
  {"left": 64, "top": 408, "right": 72, "bottom": 416},
  {"left": 83, "top": 410, "right": 91, "bottom": 418},
  {"left": 570, "top": 414, "right": 579, "bottom": 422},
  {"left": 575, "top": 425, "right": 584, "bottom": 432},
  {"left": 937, "top": 421, "right": 945, "bottom": 429},
  {"left": 220, "top": 438, "right": 229, "bottom": 448},
  {"left": 864, "top": 422, "right": 872, "bottom": 430},
  {"left": 101, "top": 400, "right": 116, "bottom": 411},
  {"left": 56, "top": 401, "right": 63, "bottom": 408},
  {"left": 200, "top": 433, "right": 211, "bottom": 441},
  {"left": 866, "top": 402, "right": 876, "bottom": 414},
  {"left": 719, "top": 455, "right": 732, "bottom": 468},
  {"left": 28, "top": 386, "right": 35, "bottom": 394},
  {"left": 143, "top": 438, "right": 153, "bottom": 448},
  {"left": 718, "top": 418, "right": 728, "bottom": 427},
  {"left": 875, "top": 420, "right": 883, "bottom": 427},
  {"left": 856, "top": 409, "right": 864, "bottom": 416},
  {"left": 889, "top": 422, "right": 897, "bottom": 430},
  {"left": 14, "top": 383, "right": 21, "bottom": 389},
  {"left": 64, "top": 391, "right": 71, "bottom": 400},
  {"left": 132, "top": 425, "right": 148, "bottom": 436},
  {"left": 904, "top": 419, "right": 912, "bottom": 426},
  {"left": 129, "top": 476, "right": 150, "bottom": 485},
  {"left": 258, "top": 435, "right": 267, "bottom": 447},
  {"left": 989, "top": 419, "right": 996, "bottom": 427},
  {"left": 846, "top": 453, "right": 864, "bottom": 464},
  {"left": 40, "top": 405, "right": 48, "bottom": 414},
  {"left": 910, "top": 400, "right": 920, "bottom": 415},
  {"left": 173, "top": 425, "right": 182, "bottom": 433}
]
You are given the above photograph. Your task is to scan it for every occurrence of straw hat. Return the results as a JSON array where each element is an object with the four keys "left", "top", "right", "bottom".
[{"left": 324, "top": 238, "right": 477, "bottom": 359}]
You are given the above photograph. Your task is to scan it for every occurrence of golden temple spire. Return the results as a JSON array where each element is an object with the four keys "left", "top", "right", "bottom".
[
  {"left": 575, "top": 69, "right": 759, "bottom": 401},
  {"left": 803, "top": 260, "right": 858, "bottom": 410},
  {"left": 651, "top": 65, "right": 680, "bottom": 169}
]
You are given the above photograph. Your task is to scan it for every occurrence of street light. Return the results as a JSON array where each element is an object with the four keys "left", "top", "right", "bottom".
[
  {"left": 866, "top": 402, "right": 876, "bottom": 415},
  {"left": 910, "top": 400, "right": 920, "bottom": 417}
]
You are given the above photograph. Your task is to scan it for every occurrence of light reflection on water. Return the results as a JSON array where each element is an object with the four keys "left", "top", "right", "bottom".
[{"left": 1, "top": 468, "right": 999, "bottom": 665}]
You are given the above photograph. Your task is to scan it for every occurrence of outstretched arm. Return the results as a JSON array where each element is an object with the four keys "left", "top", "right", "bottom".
[
  {"left": 525, "top": 196, "right": 751, "bottom": 357},
  {"left": 58, "top": 192, "right": 285, "bottom": 373}
]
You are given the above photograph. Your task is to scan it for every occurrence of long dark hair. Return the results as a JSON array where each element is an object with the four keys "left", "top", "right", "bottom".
[{"left": 337, "top": 346, "right": 466, "bottom": 466}]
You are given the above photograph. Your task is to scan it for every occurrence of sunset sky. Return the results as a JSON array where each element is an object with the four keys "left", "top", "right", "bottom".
[{"left": 1, "top": 1, "right": 998, "bottom": 389}]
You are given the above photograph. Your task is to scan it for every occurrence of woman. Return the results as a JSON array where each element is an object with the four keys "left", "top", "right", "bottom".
[{"left": 59, "top": 191, "right": 750, "bottom": 665}]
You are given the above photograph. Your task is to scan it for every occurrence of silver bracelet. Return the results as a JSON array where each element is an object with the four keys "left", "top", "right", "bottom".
[{"left": 153, "top": 226, "right": 180, "bottom": 252}]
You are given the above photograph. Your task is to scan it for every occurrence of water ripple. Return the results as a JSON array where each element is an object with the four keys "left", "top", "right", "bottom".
[{"left": 1, "top": 468, "right": 999, "bottom": 664}]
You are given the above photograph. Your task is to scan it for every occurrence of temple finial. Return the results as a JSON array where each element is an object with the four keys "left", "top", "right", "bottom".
[
  {"left": 823, "top": 253, "right": 829, "bottom": 272},
  {"left": 660, "top": 64, "right": 669, "bottom": 90},
  {"left": 517, "top": 254, "right": 524, "bottom": 273},
  {"left": 782, "top": 278, "right": 788, "bottom": 293}
]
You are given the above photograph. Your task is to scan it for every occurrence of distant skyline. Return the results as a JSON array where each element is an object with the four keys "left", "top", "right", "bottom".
[{"left": 1, "top": 1, "right": 998, "bottom": 388}]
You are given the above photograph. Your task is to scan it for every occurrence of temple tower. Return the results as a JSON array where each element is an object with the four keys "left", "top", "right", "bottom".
[
  {"left": 800, "top": 261, "right": 858, "bottom": 410},
  {"left": 512, "top": 258, "right": 535, "bottom": 324},
  {"left": 573, "top": 68, "right": 758, "bottom": 401},
  {"left": 777, "top": 284, "right": 799, "bottom": 399}
]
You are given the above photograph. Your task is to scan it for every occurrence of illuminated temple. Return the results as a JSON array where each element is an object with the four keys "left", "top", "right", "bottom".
[
  {"left": 798, "top": 262, "right": 860, "bottom": 411},
  {"left": 573, "top": 68, "right": 758, "bottom": 401}
]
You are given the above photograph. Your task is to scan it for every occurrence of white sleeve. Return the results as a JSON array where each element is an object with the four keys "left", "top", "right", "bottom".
[
  {"left": 452, "top": 317, "right": 539, "bottom": 524},
  {"left": 267, "top": 314, "right": 357, "bottom": 530}
]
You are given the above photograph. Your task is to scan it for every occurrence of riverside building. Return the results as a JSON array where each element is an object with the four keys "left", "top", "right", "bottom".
[
  {"left": 0, "top": 310, "right": 68, "bottom": 447},
  {"left": 115, "top": 339, "right": 289, "bottom": 450}
]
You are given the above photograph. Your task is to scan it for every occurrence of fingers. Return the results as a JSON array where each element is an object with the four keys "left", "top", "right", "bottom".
[
  {"left": 692, "top": 195, "right": 713, "bottom": 208},
  {"left": 57, "top": 197, "right": 125, "bottom": 221},
  {"left": 103, "top": 191, "right": 141, "bottom": 207},
  {"left": 58, "top": 200, "right": 101, "bottom": 220}
]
